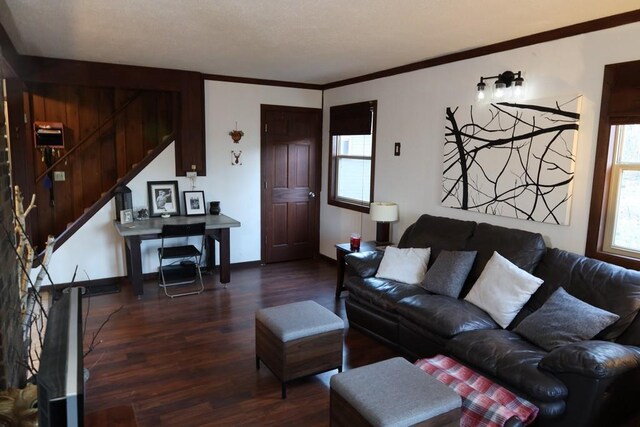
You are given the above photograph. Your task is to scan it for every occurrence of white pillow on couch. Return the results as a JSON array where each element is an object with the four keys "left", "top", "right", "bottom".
[
  {"left": 464, "top": 251, "right": 543, "bottom": 328},
  {"left": 375, "top": 246, "right": 431, "bottom": 285}
]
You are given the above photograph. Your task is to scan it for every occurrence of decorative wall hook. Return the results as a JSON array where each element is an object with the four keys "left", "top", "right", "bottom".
[
  {"left": 231, "top": 150, "right": 243, "bottom": 165},
  {"left": 229, "top": 121, "right": 244, "bottom": 143}
]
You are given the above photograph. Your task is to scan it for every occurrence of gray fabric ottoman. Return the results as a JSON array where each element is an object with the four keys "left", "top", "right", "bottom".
[
  {"left": 256, "top": 300, "right": 344, "bottom": 398},
  {"left": 330, "top": 357, "right": 460, "bottom": 427}
]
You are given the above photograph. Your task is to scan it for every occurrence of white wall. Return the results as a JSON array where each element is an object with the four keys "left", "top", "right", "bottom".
[
  {"left": 320, "top": 22, "right": 640, "bottom": 259},
  {"left": 36, "top": 83, "right": 322, "bottom": 283}
]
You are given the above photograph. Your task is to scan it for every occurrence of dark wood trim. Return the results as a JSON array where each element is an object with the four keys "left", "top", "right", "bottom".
[
  {"left": 585, "top": 61, "right": 640, "bottom": 271},
  {"left": 44, "top": 276, "right": 124, "bottom": 292},
  {"left": 22, "top": 56, "right": 194, "bottom": 91},
  {"left": 203, "top": 73, "right": 323, "bottom": 90},
  {"left": 323, "top": 9, "right": 640, "bottom": 89},
  {"left": 141, "top": 260, "right": 263, "bottom": 281}
]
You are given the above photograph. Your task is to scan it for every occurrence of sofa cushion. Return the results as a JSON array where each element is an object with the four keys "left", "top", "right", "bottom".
[
  {"left": 447, "top": 329, "right": 568, "bottom": 402},
  {"left": 514, "top": 287, "right": 620, "bottom": 351},
  {"left": 375, "top": 246, "right": 431, "bottom": 284},
  {"left": 398, "top": 214, "right": 476, "bottom": 263},
  {"left": 464, "top": 252, "right": 544, "bottom": 328},
  {"left": 345, "top": 277, "right": 428, "bottom": 312},
  {"left": 462, "top": 222, "right": 546, "bottom": 296},
  {"left": 421, "top": 250, "right": 477, "bottom": 298},
  {"left": 397, "top": 295, "right": 498, "bottom": 338},
  {"left": 520, "top": 248, "right": 640, "bottom": 342}
]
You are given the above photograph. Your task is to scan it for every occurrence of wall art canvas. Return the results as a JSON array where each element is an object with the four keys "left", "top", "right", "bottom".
[{"left": 442, "top": 95, "right": 581, "bottom": 225}]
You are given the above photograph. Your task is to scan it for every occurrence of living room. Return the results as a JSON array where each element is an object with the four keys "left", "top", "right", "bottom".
[{"left": 1, "top": 2, "right": 640, "bottom": 426}]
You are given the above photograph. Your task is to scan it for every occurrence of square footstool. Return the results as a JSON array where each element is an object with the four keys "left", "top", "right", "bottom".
[
  {"left": 256, "top": 300, "right": 344, "bottom": 398},
  {"left": 330, "top": 357, "right": 461, "bottom": 427}
]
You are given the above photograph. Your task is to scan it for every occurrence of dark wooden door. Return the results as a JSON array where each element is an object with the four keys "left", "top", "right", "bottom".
[{"left": 261, "top": 105, "right": 322, "bottom": 263}]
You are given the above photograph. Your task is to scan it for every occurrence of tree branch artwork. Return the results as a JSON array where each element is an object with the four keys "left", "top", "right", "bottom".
[{"left": 442, "top": 95, "right": 581, "bottom": 224}]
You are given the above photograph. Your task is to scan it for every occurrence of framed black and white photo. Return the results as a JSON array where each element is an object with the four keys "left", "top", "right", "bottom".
[
  {"left": 147, "top": 180, "right": 180, "bottom": 217},
  {"left": 120, "top": 208, "right": 134, "bottom": 224},
  {"left": 183, "top": 190, "right": 206, "bottom": 216}
]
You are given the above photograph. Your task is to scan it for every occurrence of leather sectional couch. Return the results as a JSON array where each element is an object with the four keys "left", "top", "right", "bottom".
[{"left": 343, "top": 214, "right": 640, "bottom": 426}]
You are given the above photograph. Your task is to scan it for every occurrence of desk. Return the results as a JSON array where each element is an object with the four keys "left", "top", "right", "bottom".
[
  {"left": 334, "top": 241, "right": 378, "bottom": 299},
  {"left": 114, "top": 214, "right": 241, "bottom": 296}
]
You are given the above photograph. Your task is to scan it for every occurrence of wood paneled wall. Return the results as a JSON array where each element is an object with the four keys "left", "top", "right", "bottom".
[
  {"left": 25, "top": 84, "right": 175, "bottom": 249},
  {"left": 21, "top": 56, "right": 205, "bottom": 176}
]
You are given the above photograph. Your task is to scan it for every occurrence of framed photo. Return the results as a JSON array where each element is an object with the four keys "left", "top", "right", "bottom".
[
  {"left": 147, "top": 180, "right": 180, "bottom": 217},
  {"left": 120, "top": 208, "right": 134, "bottom": 224},
  {"left": 184, "top": 190, "right": 206, "bottom": 216}
]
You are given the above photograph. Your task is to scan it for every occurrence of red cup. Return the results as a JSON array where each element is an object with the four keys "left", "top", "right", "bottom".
[{"left": 350, "top": 233, "right": 361, "bottom": 251}]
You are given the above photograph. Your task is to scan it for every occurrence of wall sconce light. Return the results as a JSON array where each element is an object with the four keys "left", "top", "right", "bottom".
[
  {"left": 476, "top": 70, "right": 524, "bottom": 101},
  {"left": 370, "top": 202, "right": 399, "bottom": 245}
]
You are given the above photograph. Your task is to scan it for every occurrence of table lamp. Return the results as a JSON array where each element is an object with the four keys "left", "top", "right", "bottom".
[{"left": 370, "top": 202, "right": 398, "bottom": 245}]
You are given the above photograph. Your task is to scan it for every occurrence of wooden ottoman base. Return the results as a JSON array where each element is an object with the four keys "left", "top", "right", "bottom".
[
  {"left": 330, "top": 389, "right": 460, "bottom": 427},
  {"left": 256, "top": 318, "right": 343, "bottom": 398}
]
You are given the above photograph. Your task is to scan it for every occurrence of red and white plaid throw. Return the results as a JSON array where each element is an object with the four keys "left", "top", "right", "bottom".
[{"left": 415, "top": 355, "right": 538, "bottom": 427}]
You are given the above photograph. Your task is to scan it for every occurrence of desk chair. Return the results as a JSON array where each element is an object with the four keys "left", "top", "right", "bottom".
[{"left": 157, "top": 222, "right": 206, "bottom": 297}]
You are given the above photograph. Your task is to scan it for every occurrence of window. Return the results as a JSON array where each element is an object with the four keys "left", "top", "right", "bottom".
[
  {"left": 328, "top": 101, "right": 377, "bottom": 212},
  {"left": 603, "top": 124, "right": 640, "bottom": 256},
  {"left": 586, "top": 60, "right": 640, "bottom": 270}
]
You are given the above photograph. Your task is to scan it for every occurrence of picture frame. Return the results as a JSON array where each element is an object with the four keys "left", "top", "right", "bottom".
[
  {"left": 183, "top": 190, "right": 206, "bottom": 216},
  {"left": 147, "top": 180, "right": 180, "bottom": 217},
  {"left": 120, "top": 208, "right": 134, "bottom": 224}
]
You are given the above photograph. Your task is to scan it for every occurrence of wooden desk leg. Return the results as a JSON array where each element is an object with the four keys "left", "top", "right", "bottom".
[
  {"left": 219, "top": 228, "right": 231, "bottom": 284},
  {"left": 126, "top": 235, "right": 144, "bottom": 297},
  {"left": 336, "top": 249, "right": 346, "bottom": 299},
  {"left": 205, "top": 235, "right": 217, "bottom": 273}
]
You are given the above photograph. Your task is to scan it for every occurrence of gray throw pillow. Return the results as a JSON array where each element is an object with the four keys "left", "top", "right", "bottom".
[
  {"left": 514, "top": 287, "right": 620, "bottom": 351},
  {"left": 421, "top": 250, "right": 477, "bottom": 298}
]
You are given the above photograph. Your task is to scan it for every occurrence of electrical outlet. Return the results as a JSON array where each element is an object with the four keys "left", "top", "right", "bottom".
[
  {"left": 53, "top": 171, "right": 65, "bottom": 181},
  {"left": 186, "top": 171, "right": 197, "bottom": 178}
]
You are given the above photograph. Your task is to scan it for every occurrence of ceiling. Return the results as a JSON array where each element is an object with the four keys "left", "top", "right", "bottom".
[{"left": 1, "top": 1, "right": 638, "bottom": 85}]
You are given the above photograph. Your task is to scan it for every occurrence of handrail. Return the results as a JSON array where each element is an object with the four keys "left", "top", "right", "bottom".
[
  {"left": 33, "top": 133, "right": 175, "bottom": 265},
  {"left": 35, "top": 90, "right": 142, "bottom": 183}
]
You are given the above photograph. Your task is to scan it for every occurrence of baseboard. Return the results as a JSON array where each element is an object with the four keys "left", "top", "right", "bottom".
[{"left": 42, "top": 276, "right": 124, "bottom": 298}]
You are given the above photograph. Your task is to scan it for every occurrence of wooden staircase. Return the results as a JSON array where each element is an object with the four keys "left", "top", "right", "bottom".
[{"left": 19, "top": 83, "right": 177, "bottom": 253}]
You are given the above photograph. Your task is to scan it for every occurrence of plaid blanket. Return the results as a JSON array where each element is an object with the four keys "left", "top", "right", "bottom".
[{"left": 415, "top": 355, "right": 538, "bottom": 427}]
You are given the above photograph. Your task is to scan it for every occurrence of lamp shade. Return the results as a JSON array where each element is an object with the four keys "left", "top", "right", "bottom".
[{"left": 370, "top": 202, "right": 398, "bottom": 222}]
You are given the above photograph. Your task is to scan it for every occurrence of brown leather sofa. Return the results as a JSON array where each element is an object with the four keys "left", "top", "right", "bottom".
[{"left": 344, "top": 214, "right": 640, "bottom": 426}]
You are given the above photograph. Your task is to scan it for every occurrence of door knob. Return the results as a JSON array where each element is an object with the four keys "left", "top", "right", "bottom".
[{"left": 308, "top": 191, "right": 316, "bottom": 198}]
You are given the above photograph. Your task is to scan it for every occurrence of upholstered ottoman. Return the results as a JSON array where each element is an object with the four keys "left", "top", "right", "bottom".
[
  {"left": 330, "top": 357, "right": 460, "bottom": 427},
  {"left": 255, "top": 300, "right": 344, "bottom": 398}
]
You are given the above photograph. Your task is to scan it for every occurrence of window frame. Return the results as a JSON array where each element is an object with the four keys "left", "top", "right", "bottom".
[
  {"left": 602, "top": 124, "right": 640, "bottom": 258},
  {"left": 586, "top": 60, "right": 640, "bottom": 270},
  {"left": 328, "top": 101, "right": 377, "bottom": 213}
]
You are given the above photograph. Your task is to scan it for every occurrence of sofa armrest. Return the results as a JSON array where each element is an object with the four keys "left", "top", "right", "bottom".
[
  {"left": 539, "top": 341, "right": 640, "bottom": 379},
  {"left": 344, "top": 251, "right": 383, "bottom": 278}
]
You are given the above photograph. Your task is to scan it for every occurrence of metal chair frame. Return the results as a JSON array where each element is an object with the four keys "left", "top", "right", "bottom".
[{"left": 157, "top": 222, "right": 206, "bottom": 298}]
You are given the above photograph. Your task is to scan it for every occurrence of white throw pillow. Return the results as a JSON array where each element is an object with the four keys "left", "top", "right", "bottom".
[
  {"left": 464, "top": 251, "right": 543, "bottom": 328},
  {"left": 375, "top": 246, "right": 431, "bottom": 284}
]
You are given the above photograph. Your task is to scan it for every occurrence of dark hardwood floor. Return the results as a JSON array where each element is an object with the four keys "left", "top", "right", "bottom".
[{"left": 82, "top": 259, "right": 399, "bottom": 426}]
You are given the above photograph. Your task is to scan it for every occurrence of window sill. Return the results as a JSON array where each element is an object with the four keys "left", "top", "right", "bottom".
[
  {"left": 328, "top": 199, "right": 370, "bottom": 214},
  {"left": 585, "top": 248, "right": 640, "bottom": 271}
]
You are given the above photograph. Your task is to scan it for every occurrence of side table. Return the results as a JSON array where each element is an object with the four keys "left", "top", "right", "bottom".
[{"left": 335, "top": 241, "right": 378, "bottom": 299}]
